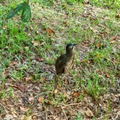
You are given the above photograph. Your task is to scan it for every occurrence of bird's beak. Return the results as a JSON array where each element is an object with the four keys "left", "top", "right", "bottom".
[{"left": 73, "top": 44, "right": 77, "bottom": 46}]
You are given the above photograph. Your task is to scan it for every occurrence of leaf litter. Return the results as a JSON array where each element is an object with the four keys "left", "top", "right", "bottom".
[{"left": 0, "top": 1, "right": 120, "bottom": 120}]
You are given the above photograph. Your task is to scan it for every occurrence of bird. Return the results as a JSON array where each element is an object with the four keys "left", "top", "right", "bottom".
[{"left": 55, "top": 43, "right": 76, "bottom": 75}]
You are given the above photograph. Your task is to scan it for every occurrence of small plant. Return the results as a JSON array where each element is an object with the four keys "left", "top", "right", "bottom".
[
  {"left": 75, "top": 113, "right": 83, "bottom": 120},
  {"left": 85, "top": 72, "right": 107, "bottom": 99},
  {"left": 6, "top": 1, "right": 31, "bottom": 22},
  {"left": 0, "top": 87, "right": 13, "bottom": 99},
  {"left": 0, "top": 108, "right": 3, "bottom": 113}
]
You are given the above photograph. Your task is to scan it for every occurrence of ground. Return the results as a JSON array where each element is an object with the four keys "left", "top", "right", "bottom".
[{"left": 0, "top": 0, "right": 120, "bottom": 120}]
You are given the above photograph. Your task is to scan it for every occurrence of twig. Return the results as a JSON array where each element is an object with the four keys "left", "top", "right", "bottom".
[
  {"left": 60, "top": 102, "right": 81, "bottom": 109},
  {"left": 60, "top": 106, "right": 68, "bottom": 120},
  {"left": 0, "top": 102, "right": 7, "bottom": 113},
  {"left": 45, "top": 109, "right": 48, "bottom": 120}
]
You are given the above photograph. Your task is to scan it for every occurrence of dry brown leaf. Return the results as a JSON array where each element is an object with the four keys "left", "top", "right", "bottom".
[
  {"left": 10, "top": 61, "right": 18, "bottom": 66},
  {"left": 103, "top": 71, "right": 110, "bottom": 78},
  {"left": 115, "top": 13, "right": 120, "bottom": 19},
  {"left": 81, "top": 89, "right": 86, "bottom": 95},
  {"left": 110, "top": 36, "right": 117, "bottom": 41},
  {"left": 55, "top": 117, "right": 60, "bottom": 120},
  {"left": 35, "top": 57, "right": 44, "bottom": 62},
  {"left": 105, "top": 73, "right": 110, "bottom": 78},
  {"left": 110, "top": 40, "right": 116, "bottom": 44},
  {"left": 85, "top": 108, "right": 94, "bottom": 117},
  {"left": 25, "top": 77, "right": 32, "bottom": 82},
  {"left": 98, "top": 33, "right": 104, "bottom": 38},
  {"left": 95, "top": 43, "right": 101, "bottom": 48},
  {"left": 113, "top": 58, "right": 119, "bottom": 63},
  {"left": 73, "top": 91, "right": 79, "bottom": 98},
  {"left": 46, "top": 28, "right": 55, "bottom": 36},
  {"left": 32, "top": 115, "right": 38, "bottom": 119},
  {"left": 38, "top": 97, "right": 44, "bottom": 103},
  {"left": 13, "top": 83, "right": 25, "bottom": 93},
  {"left": 110, "top": 36, "right": 117, "bottom": 44}
]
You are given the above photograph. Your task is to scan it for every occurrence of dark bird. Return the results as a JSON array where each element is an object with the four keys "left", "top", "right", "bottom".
[{"left": 55, "top": 43, "right": 76, "bottom": 75}]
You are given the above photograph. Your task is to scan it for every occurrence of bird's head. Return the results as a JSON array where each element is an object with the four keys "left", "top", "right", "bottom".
[{"left": 66, "top": 43, "right": 76, "bottom": 54}]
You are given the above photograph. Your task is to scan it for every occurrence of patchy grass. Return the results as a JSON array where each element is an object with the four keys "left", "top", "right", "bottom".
[{"left": 0, "top": 0, "right": 120, "bottom": 119}]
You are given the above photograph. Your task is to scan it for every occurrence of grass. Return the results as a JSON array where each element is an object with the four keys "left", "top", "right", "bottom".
[
  {"left": 0, "top": 0, "right": 120, "bottom": 119},
  {"left": 75, "top": 114, "right": 83, "bottom": 120}
]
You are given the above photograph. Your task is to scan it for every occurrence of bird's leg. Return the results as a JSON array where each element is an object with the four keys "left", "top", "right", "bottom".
[
  {"left": 62, "top": 74, "right": 70, "bottom": 87},
  {"left": 54, "top": 74, "right": 64, "bottom": 89},
  {"left": 54, "top": 74, "right": 59, "bottom": 89}
]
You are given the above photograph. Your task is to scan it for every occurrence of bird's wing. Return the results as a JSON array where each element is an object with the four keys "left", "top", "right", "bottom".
[
  {"left": 55, "top": 54, "right": 66, "bottom": 67},
  {"left": 55, "top": 54, "right": 66, "bottom": 74}
]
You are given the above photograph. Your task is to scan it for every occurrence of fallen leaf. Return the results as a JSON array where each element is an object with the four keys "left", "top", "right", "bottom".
[
  {"left": 35, "top": 57, "right": 44, "bottom": 62},
  {"left": 25, "top": 77, "right": 32, "bottom": 82},
  {"left": 38, "top": 97, "right": 44, "bottom": 103},
  {"left": 102, "top": 71, "right": 110, "bottom": 78},
  {"left": 110, "top": 36, "right": 117, "bottom": 44},
  {"left": 115, "top": 13, "right": 120, "bottom": 19},
  {"left": 46, "top": 28, "right": 55, "bottom": 36},
  {"left": 85, "top": 108, "right": 94, "bottom": 118},
  {"left": 55, "top": 117, "right": 60, "bottom": 120},
  {"left": 113, "top": 58, "right": 119, "bottom": 63},
  {"left": 13, "top": 83, "right": 25, "bottom": 93},
  {"left": 10, "top": 61, "right": 18, "bottom": 66},
  {"left": 32, "top": 115, "right": 38, "bottom": 119},
  {"left": 110, "top": 36, "right": 117, "bottom": 41},
  {"left": 81, "top": 89, "right": 86, "bottom": 95},
  {"left": 110, "top": 40, "right": 116, "bottom": 44},
  {"left": 98, "top": 33, "right": 104, "bottom": 38},
  {"left": 95, "top": 43, "right": 101, "bottom": 48},
  {"left": 73, "top": 91, "right": 79, "bottom": 98}
]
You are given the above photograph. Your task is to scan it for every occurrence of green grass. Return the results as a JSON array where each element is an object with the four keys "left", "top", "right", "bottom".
[
  {"left": 0, "top": 0, "right": 120, "bottom": 119},
  {"left": 75, "top": 114, "right": 83, "bottom": 120}
]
